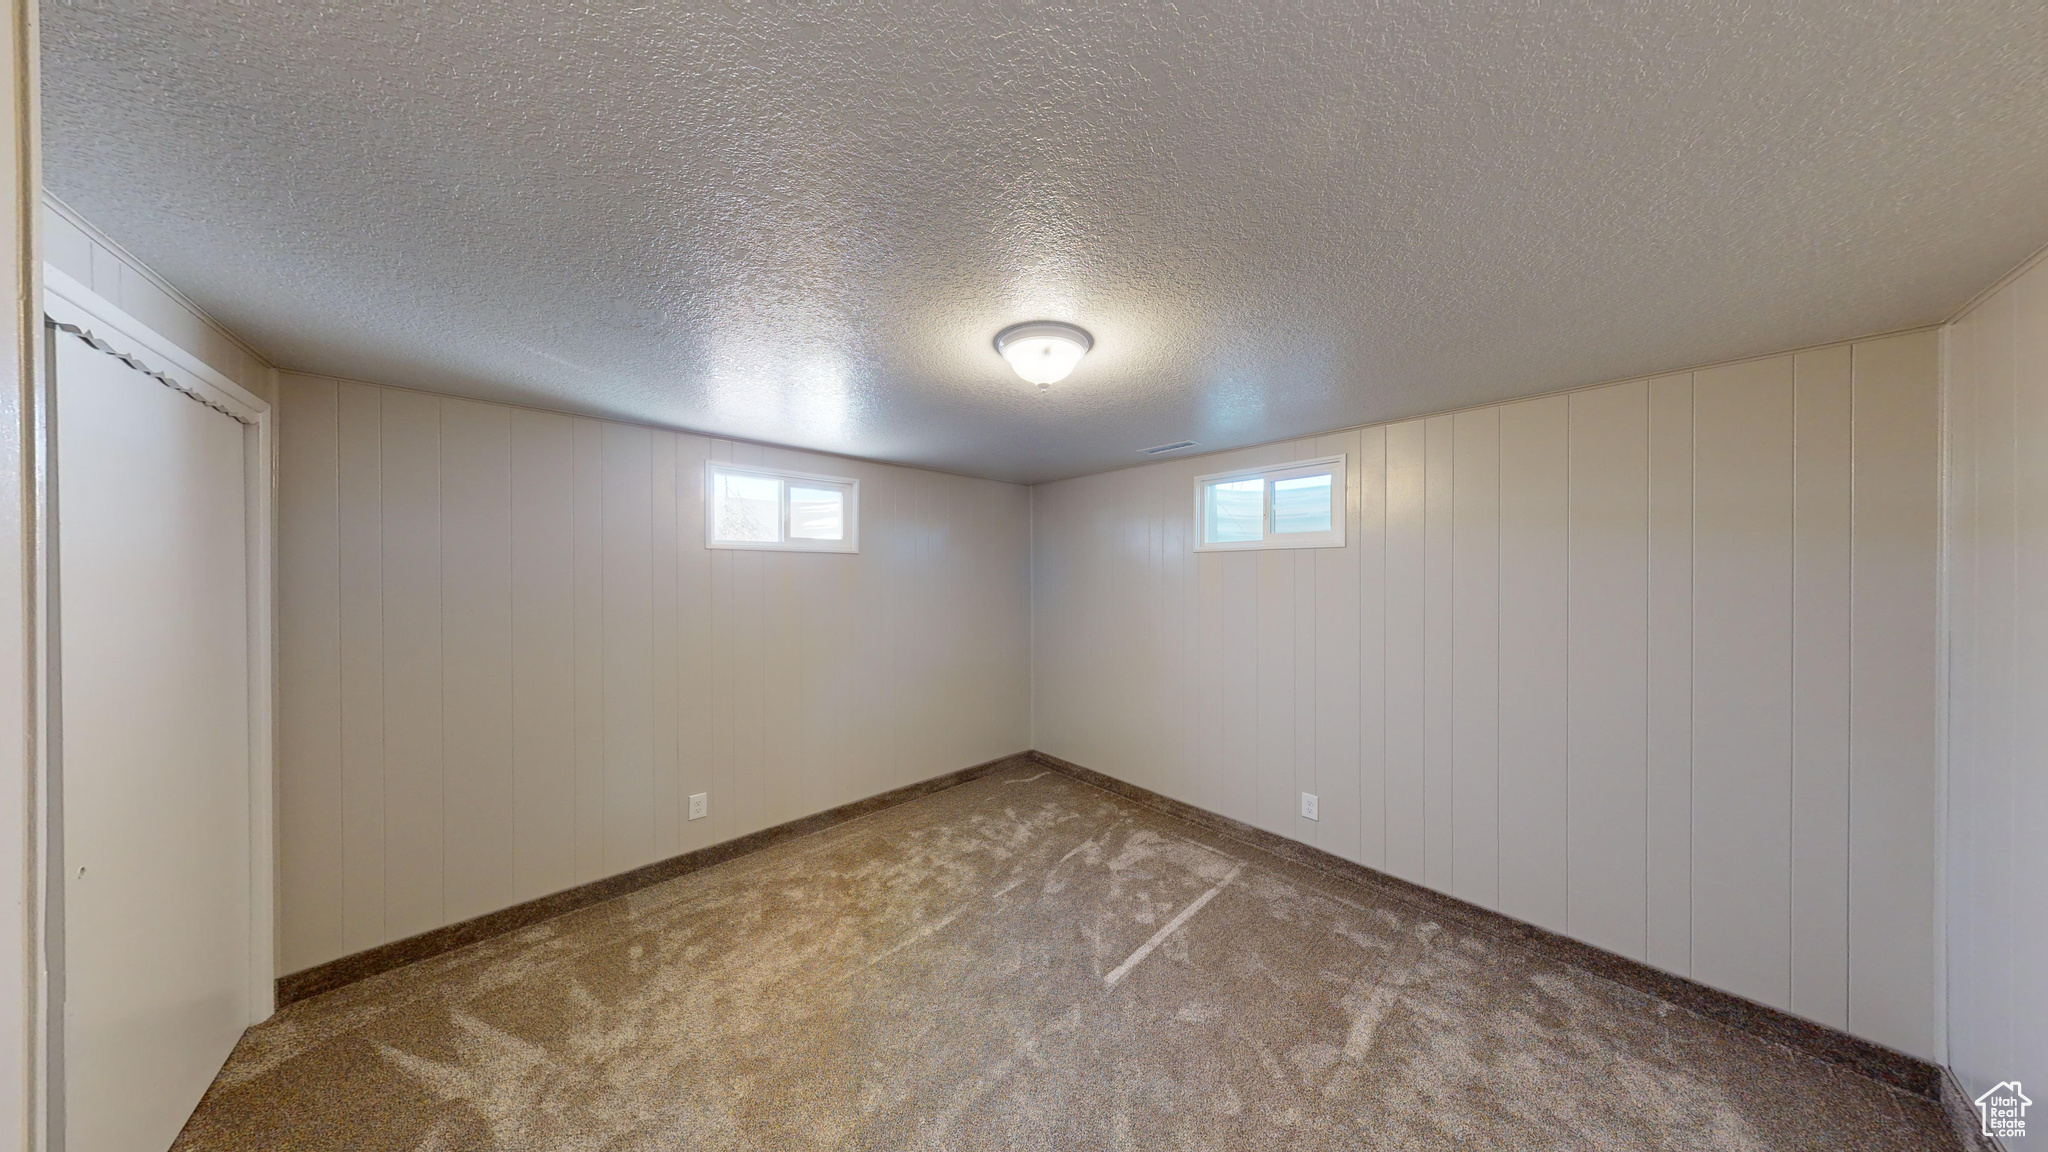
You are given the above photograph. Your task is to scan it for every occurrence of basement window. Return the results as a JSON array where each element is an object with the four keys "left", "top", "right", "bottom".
[
  {"left": 1193, "top": 456, "right": 1345, "bottom": 551},
  {"left": 706, "top": 463, "right": 859, "bottom": 553}
]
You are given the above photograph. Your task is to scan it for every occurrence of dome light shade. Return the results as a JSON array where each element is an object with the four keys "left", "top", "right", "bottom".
[{"left": 994, "top": 321, "right": 1092, "bottom": 385}]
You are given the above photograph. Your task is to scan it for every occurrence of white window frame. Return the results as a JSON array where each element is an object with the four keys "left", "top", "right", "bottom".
[
  {"left": 705, "top": 461, "right": 860, "bottom": 553},
  {"left": 1192, "top": 454, "right": 1346, "bottom": 551}
]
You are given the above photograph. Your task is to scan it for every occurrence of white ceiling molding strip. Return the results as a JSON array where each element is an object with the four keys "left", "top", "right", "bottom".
[{"left": 45, "top": 319, "right": 251, "bottom": 426}]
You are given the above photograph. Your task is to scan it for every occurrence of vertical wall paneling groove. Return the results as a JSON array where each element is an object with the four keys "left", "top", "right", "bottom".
[
  {"left": 1943, "top": 300, "right": 1985, "bottom": 1085},
  {"left": 2007, "top": 265, "right": 2048, "bottom": 1089},
  {"left": 1104, "top": 470, "right": 1130, "bottom": 789},
  {"left": 1963, "top": 287, "right": 2019, "bottom": 1084},
  {"left": 1030, "top": 333, "right": 1941, "bottom": 1057},
  {"left": 733, "top": 443, "right": 767, "bottom": 834},
  {"left": 572, "top": 419, "right": 606, "bottom": 881},
  {"left": 1450, "top": 410, "right": 1499, "bottom": 908},
  {"left": 601, "top": 424, "right": 656, "bottom": 874},
  {"left": 1175, "top": 470, "right": 1198, "bottom": 817},
  {"left": 1565, "top": 382, "right": 1650, "bottom": 961},
  {"left": 1497, "top": 396, "right": 1570, "bottom": 934},
  {"left": 650, "top": 433, "right": 680, "bottom": 858},
  {"left": 1845, "top": 332, "right": 1940, "bottom": 1056},
  {"left": 1423, "top": 416, "right": 1455, "bottom": 888},
  {"left": 1988, "top": 284, "right": 2020, "bottom": 1080},
  {"left": 1382, "top": 420, "right": 1427, "bottom": 883},
  {"left": 1690, "top": 357, "right": 1796, "bottom": 1010},
  {"left": 1292, "top": 515, "right": 1317, "bottom": 845},
  {"left": 1789, "top": 347, "right": 1853, "bottom": 1028},
  {"left": 277, "top": 377, "right": 1030, "bottom": 974},
  {"left": 1645, "top": 374, "right": 1694, "bottom": 973},
  {"left": 708, "top": 438, "right": 735, "bottom": 844},
  {"left": 1142, "top": 466, "right": 1162, "bottom": 796},
  {"left": 1355, "top": 428, "right": 1389, "bottom": 870},
  {"left": 1314, "top": 430, "right": 1363, "bottom": 863},
  {"left": 1255, "top": 546, "right": 1295, "bottom": 837},
  {"left": 675, "top": 434, "right": 712, "bottom": 853},
  {"left": 509, "top": 410, "right": 575, "bottom": 902},
  {"left": 1195, "top": 532, "right": 1224, "bottom": 816},
  {"left": 1167, "top": 460, "right": 1195, "bottom": 816},
  {"left": 438, "top": 400, "right": 513, "bottom": 925},
  {"left": 866, "top": 457, "right": 895, "bottom": 802},
  {"left": 759, "top": 449, "right": 800, "bottom": 824},
  {"left": 277, "top": 380, "right": 342, "bottom": 965},
  {"left": 1221, "top": 549, "right": 1258, "bottom": 826},
  {"left": 378, "top": 389, "right": 445, "bottom": 940},
  {"left": 336, "top": 382, "right": 386, "bottom": 951}
]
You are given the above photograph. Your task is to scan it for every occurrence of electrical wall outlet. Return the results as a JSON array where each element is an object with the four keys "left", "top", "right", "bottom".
[
  {"left": 1300, "top": 792, "right": 1319, "bottom": 821},
  {"left": 689, "top": 793, "right": 708, "bottom": 821}
]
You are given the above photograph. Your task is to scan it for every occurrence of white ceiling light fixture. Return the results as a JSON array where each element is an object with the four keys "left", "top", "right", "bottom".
[{"left": 994, "top": 321, "right": 1092, "bottom": 386}]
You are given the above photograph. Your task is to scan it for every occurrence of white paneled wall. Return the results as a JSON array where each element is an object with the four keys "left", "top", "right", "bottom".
[
  {"left": 278, "top": 374, "right": 1031, "bottom": 973},
  {"left": 1944, "top": 253, "right": 2048, "bottom": 1105},
  {"left": 1031, "top": 332, "right": 1940, "bottom": 1057}
]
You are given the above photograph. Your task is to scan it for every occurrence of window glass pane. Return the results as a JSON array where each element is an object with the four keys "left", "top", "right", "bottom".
[
  {"left": 1205, "top": 478, "right": 1264, "bottom": 542},
  {"left": 1271, "top": 473, "right": 1333, "bottom": 534},
  {"left": 788, "top": 485, "right": 844, "bottom": 540},
  {"left": 714, "top": 472, "right": 781, "bottom": 542}
]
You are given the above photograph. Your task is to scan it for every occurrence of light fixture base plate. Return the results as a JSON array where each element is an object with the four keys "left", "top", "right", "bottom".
[{"left": 993, "top": 320, "right": 1093, "bottom": 355}]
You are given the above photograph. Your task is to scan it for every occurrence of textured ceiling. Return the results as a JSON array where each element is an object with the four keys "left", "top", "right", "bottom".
[{"left": 40, "top": 0, "right": 2048, "bottom": 483}]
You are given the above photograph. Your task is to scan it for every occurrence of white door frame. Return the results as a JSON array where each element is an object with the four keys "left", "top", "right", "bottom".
[{"left": 37, "top": 264, "right": 276, "bottom": 1076}]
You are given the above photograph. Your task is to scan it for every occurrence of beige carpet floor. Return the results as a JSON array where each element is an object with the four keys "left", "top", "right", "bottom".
[{"left": 175, "top": 765, "right": 1954, "bottom": 1150}]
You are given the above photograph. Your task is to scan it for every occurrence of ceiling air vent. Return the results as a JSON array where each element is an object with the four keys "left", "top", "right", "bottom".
[{"left": 1142, "top": 440, "right": 1198, "bottom": 455}]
